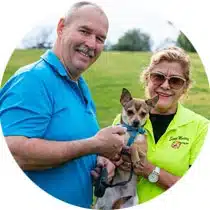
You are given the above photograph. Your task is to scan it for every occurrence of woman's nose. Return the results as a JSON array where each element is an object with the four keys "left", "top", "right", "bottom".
[{"left": 160, "top": 78, "right": 170, "bottom": 89}]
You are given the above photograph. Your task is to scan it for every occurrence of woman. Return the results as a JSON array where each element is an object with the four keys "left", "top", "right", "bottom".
[{"left": 112, "top": 46, "right": 209, "bottom": 203}]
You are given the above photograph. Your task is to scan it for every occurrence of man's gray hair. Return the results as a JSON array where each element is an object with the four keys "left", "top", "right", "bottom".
[{"left": 64, "top": 1, "right": 106, "bottom": 25}]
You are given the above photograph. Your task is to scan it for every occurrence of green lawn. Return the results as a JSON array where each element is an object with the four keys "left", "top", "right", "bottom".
[{"left": 2, "top": 49, "right": 210, "bottom": 127}]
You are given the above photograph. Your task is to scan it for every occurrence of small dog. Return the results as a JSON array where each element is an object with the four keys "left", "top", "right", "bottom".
[{"left": 95, "top": 88, "right": 158, "bottom": 209}]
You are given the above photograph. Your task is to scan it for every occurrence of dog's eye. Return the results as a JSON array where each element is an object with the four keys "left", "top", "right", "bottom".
[
  {"left": 127, "top": 110, "right": 134, "bottom": 115},
  {"left": 141, "top": 112, "right": 147, "bottom": 117}
]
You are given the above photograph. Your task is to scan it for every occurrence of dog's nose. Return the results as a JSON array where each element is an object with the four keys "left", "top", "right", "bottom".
[{"left": 132, "top": 120, "right": 140, "bottom": 127}]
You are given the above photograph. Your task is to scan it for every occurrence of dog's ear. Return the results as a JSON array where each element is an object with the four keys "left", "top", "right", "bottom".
[
  {"left": 120, "top": 88, "right": 132, "bottom": 106},
  {"left": 145, "top": 95, "right": 159, "bottom": 108}
]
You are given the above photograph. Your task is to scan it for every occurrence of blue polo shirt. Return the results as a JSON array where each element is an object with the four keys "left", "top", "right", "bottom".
[{"left": 0, "top": 50, "right": 100, "bottom": 208}]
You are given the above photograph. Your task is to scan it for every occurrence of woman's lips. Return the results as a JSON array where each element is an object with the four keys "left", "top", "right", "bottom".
[{"left": 157, "top": 92, "right": 172, "bottom": 97}]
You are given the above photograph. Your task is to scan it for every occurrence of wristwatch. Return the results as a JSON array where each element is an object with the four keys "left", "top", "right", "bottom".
[{"left": 148, "top": 166, "right": 160, "bottom": 183}]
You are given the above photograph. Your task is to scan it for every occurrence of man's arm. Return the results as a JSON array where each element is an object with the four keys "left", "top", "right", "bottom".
[
  {"left": 6, "top": 126, "right": 126, "bottom": 171},
  {"left": 6, "top": 136, "right": 98, "bottom": 170}
]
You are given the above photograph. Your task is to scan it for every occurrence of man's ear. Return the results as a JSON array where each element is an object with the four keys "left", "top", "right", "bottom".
[
  {"left": 145, "top": 95, "right": 159, "bottom": 108},
  {"left": 57, "top": 18, "right": 65, "bottom": 37},
  {"left": 120, "top": 88, "right": 132, "bottom": 106}
]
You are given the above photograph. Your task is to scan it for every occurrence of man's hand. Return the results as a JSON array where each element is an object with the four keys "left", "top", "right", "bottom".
[
  {"left": 93, "top": 126, "right": 127, "bottom": 160},
  {"left": 91, "top": 156, "right": 116, "bottom": 183}
]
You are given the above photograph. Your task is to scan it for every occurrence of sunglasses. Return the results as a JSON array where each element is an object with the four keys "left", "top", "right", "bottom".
[{"left": 149, "top": 72, "right": 186, "bottom": 90}]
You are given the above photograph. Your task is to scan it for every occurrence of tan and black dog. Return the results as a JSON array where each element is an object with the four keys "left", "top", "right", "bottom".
[{"left": 95, "top": 88, "right": 158, "bottom": 209}]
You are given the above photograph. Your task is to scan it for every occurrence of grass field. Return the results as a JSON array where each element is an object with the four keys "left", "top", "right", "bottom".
[{"left": 2, "top": 49, "right": 210, "bottom": 127}]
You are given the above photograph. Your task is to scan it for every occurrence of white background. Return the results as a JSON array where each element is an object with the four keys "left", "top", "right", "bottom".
[{"left": 0, "top": 0, "right": 210, "bottom": 209}]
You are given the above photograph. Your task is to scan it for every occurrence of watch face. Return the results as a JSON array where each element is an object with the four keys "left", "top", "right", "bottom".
[{"left": 148, "top": 172, "right": 158, "bottom": 183}]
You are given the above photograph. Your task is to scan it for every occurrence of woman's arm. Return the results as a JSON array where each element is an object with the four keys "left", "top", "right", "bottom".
[{"left": 134, "top": 159, "right": 181, "bottom": 190}]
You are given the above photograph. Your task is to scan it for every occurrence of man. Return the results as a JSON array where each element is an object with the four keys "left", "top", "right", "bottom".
[{"left": 0, "top": 2, "right": 126, "bottom": 208}]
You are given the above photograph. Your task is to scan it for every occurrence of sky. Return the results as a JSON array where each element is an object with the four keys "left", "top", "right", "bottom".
[{"left": 18, "top": 0, "right": 180, "bottom": 51}]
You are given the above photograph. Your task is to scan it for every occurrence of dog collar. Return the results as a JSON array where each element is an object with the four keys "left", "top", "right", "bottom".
[{"left": 121, "top": 123, "right": 146, "bottom": 146}]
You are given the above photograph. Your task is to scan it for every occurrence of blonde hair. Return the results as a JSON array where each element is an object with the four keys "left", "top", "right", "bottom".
[{"left": 140, "top": 46, "right": 193, "bottom": 96}]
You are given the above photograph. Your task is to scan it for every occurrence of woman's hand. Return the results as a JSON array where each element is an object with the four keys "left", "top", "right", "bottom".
[
  {"left": 116, "top": 155, "right": 154, "bottom": 177},
  {"left": 133, "top": 158, "right": 154, "bottom": 178},
  {"left": 133, "top": 158, "right": 181, "bottom": 190},
  {"left": 113, "top": 146, "right": 133, "bottom": 172}
]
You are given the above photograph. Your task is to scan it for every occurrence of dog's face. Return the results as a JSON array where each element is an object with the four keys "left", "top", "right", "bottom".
[{"left": 120, "top": 88, "right": 159, "bottom": 127}]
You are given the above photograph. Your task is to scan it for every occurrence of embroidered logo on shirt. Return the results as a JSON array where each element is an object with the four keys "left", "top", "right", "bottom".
[
  {"left": 171, "top": 140, "right": 182, "bottom": 149},
  {"left": 169, "top": 136, "right": 189, "bottom": 149}
]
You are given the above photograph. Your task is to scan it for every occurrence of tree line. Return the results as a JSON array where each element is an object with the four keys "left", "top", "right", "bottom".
[
  {"left": 104, "top": 29, "right": 196, "bottom": 52},
  {"left": 21, "top": 26, "right": 196, "bottom": 52}
]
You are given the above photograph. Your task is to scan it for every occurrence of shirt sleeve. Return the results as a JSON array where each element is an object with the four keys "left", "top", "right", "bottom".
[
  {"left": 0, "top": 71, "right": 52, "bottom": 138},
  {"left": 189, "top": 119, "right": 209, "bottom": 165}
]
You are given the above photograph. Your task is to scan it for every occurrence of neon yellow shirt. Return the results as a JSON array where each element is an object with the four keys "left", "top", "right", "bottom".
[{"left": 112, "top": 103, "right": 209, "bottom": 203}]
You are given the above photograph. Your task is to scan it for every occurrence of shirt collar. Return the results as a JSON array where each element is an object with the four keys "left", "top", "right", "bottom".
[
  {"left": 144, "top": 103, "right": 194, "bottom": 132},
  {"left": 41, "top": 49, "right": 68, "bottom": 78},
  {"left": 40, "top": 50, "right": 94, "bottom": 111},
  {"left": 168, "top": 103, "right": 194, "bottom": 129},
  {"left": 40, "top": 50, "right": 86, "bottom": 86}
]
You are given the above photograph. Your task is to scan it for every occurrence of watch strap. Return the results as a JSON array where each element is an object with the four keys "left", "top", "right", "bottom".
[{"left": 154, "top": 166, "right": 160, "bottom": 175}]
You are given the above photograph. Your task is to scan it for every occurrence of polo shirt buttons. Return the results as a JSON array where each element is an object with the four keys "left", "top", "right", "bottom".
[{"left": 152, "top": 147, "right": 156, "bottom": 152}]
